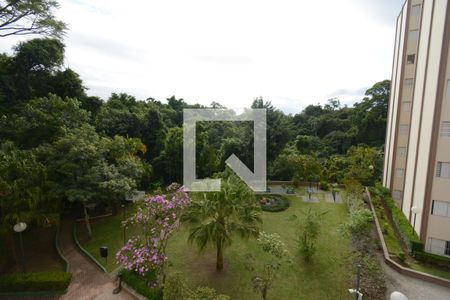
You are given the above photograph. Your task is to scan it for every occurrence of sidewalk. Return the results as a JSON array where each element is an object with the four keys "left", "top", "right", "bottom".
[{"left": 58, "top": 221, "right": 136, "bottom": 300}]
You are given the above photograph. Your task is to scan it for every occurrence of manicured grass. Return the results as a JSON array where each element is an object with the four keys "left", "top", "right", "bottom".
[
  {"left": 80, "top": 190, "right": 352, "bottom": 299},
  {"left": 77, "top": 207, "right": 138, "bottom": 272},
  {"left": 409, "top": 263, "right": 450, "bottom": 280},
  {"left": 1, "top": 226, "right": 65, "bottom": 274},
  {"left": 167, "top": 196, "right": 351, "bottom": 299}
]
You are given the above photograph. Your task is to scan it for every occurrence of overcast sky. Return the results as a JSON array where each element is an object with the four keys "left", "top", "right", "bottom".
[{"left": 1, "top": 0, "right": 405, "bottom": 114}]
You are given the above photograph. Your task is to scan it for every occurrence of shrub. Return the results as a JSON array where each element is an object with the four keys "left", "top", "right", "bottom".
[
  {"left": 259, "top": 195, "right": 289, "bottom": 212},
  {"left": 413, "top": 251, "right": 450, "bottom": 271},
  {"left": 397, "top": 253, "right": 406, "bottom": 263},
  {"left": 120, "top": 269, "right": 162, "bottom": 299},
  {"left": 371, "top": 185, "right": 420, "bottom": 252},
  {"left": 0, "top": 272, "right": 71, "bottom": 293},
  {"left": 319, "top": 181, "right": 329, "bottom": 191},
  {"left": 382, "top": 223, "right": 389, "bottom": 235}
]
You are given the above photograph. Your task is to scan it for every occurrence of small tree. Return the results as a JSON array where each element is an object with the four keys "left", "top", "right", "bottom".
[
  {"left": 245, "top": 232, "right": 291, "bottom": 300},
  {"left": 292, "top": 208, "right": 327, "bottom": 263},
  {"left": 183, "top": 172, "right": 262, "bottom": 272},
  {"left": 116, "top": 185, "right": 190, "bottom": 284}
]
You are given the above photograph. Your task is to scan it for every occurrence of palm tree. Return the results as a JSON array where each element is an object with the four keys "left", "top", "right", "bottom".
[{"left": 183, "top": 174, "right": 262, "bottom": 271}]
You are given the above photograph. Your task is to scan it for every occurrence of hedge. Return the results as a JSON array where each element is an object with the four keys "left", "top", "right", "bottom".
[
  {"left": 259, "top": 194, "right": 289, "bottom": 212},
  {"left": 120, "top": 269, "right": 162, "bottom": 299},
  {"left": 370, "top": 185, "right": 422, "bottom": 252},
  {"left": 413, "top": 251, "right": 450, "bottom": 271},
  {"left": 0, "top": 272, "right": 71, "bottom": 293}
]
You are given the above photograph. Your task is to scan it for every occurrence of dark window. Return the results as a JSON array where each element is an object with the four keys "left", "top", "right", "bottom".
[
  {"left": 445, "top": 241, "right": 450, "bottom": 256},
  {"left": 407, "top": 54, "right": 416, "bottom": 64}
]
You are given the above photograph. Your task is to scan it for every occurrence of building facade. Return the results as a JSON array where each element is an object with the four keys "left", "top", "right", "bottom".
[{"left": 383, "top": 0, "right": 450, "bottom": 257}]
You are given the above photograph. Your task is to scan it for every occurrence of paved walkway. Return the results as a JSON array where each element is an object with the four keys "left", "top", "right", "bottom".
[
  {"left": 379, "top": 253, "right": 450, "bottom": 300},
  {"left": 57, "top": 221, "right": 136, "bottom": 300}
]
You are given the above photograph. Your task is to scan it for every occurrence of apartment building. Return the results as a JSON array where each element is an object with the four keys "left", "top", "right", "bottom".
[{"left": 383, "top": 0, "right": 450, "bottom": 257}]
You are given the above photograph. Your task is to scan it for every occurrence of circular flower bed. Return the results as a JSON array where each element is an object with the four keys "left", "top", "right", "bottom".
[{"left": 258, "top": 194, "right": 289, "bottom": 212}]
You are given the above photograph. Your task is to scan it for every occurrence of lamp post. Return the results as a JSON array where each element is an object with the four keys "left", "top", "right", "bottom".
[
  {"left": 121, "top": 204, "right": 127, "bottom": 245},
  {"left": 348, "top": 264, "right": 363, "bottom": 300},
  {"left": 390, "top": 291, "right": 408, "bottom": 300},
  {"left": 411, "top": 206, "right": 422, "bottom": 235},
  {"left": 13, "top": 222, "right": 27, "bottom": 273}
]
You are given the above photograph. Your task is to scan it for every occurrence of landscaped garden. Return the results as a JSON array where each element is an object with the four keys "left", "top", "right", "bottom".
[
  {"left": 77, "top": 184, "right": 352, "bottom": 299},
  {"left": 370, "top": 185, "right": 450, "bottom": 281}
]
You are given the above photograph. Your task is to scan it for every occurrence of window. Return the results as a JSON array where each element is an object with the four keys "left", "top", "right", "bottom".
[
  {"left": 407, "top": 54, "right": 416, "bottom": 64},
  {"left": 441, "top": 122, "right": 450, "bottom": 137},
  {"left": 398, "top": 147, "right": 407, "bottom": 157},
  {"left": 447, "top": 80, "right": 450, "bottom": 97},
  {"left": 432, "top": 200, "right": 450, "bottom": 217},
  {"left": 409, "top": 30, "right": 419, "bottom": 41},
  {"left": 411, "top": 4, "right": 422, "bottom": 17},
  {"left": 402, "top": 102, "right": 411, "bottom": 112},
  {"left": 428, "top": 238, "right": 447, "bottom": 255},
  {"left": 404, "top": 78, "right": 414, "bottom": 87},
  {"left": 446, "top": 241, "right": 450, "bottom": 256},
  {"left": 395, "top": 168, "right": 404, "bottom": 178},
  {"left": 393, "top": 190, "right": 402, "bottom": 200},
  {"left": 436, "top": 162, "right": 450, "bottom": 178},
  {"left": 399, "top": 124, "right": 409, "bottom": 135}
]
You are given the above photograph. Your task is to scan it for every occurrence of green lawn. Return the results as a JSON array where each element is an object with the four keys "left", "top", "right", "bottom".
[{"left": 80, "top": 190, "right": 353, "bottom": 299}]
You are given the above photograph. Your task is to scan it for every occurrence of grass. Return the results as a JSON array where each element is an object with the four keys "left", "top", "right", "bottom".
[
  {"left": 0, "top": 226, "right": 65, "bottom": 274},
  {"left": 79, "top": 188, "right": 352, "bottom": 299}
]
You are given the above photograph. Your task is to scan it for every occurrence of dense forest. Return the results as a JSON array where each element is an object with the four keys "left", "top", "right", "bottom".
[{"left": 0, "top": 36, "right": 389, "bottom": 228}]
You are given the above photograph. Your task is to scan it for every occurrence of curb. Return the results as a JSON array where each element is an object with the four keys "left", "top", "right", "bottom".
[
  {"left": 72, "top": 222, "right": 108, "bottom": 273},
  {"left": 55, "top": 225, "right": 71, "bottom": 273},
  {"left": 366, "top": 187, "right": 450, "bottom": 288}
]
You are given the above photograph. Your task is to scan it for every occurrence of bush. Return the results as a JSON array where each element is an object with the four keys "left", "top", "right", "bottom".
[
  {"left": 120, "top": 269, "right": 162, "bottom": 299},
  {"left": 397, "top": 253, "right": 406, "bottom": 263},
  {"left": 413, "top": 251, "right": 450, "bottom": 271},
  {"left": 0, "top": 272, "right": 71, "bottom": 293},
  {"left": 259, "top": 195, "right": 289, "bottom": 212},
  {"left": 319, "top": 181, "right": 329, "bottom": 191},
  {"left": 371, "top": 185, "right": 420, "bottom": 251}
]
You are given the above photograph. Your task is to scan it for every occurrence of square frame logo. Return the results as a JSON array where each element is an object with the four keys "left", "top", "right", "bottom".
[{"left": 183, "top": 109, "right": 266, "bottom": 192}]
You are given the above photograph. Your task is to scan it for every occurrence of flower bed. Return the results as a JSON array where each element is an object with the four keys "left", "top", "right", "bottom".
[{"left": 258, "top": 194, "right": 289, "bottom": 212}]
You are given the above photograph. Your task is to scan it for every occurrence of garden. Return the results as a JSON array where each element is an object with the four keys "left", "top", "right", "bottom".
[{"left": 76, "top": 182, "right": 353, "bottom": 299}]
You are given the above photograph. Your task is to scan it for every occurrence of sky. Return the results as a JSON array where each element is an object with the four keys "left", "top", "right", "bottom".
[{"left": 0, "top": 0, "right": 405, "bottom": 114}]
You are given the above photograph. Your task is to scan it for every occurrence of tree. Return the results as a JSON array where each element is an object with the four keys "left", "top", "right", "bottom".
[
  {"left": 245, "top": 232, "right": 291, "bottom": 300},
  {"left": 37, "top": 125, "right": 145, "bottom": 237},
  {"left": 116, "top": 186, "right": 190, "bottom": 282},
  {"left": 0, "top": 0, "right": 66, "bottom": 38},
  {"left": 291, "top": 208, "right": 327, "bottom": 263},
  {"left": 345, "top": 145, "right": 382, "bottom": 186},
  {"left": 183, "top": 172, "right": 262, "bottom": 271}
]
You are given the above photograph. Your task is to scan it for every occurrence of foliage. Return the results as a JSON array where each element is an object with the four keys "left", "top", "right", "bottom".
[
  {"left": 371, "top": 184, "right": 421, "bottom": 251},
  {"left": 163, "top": 272, "right": 229, "bottom": 300},
  {"left": 259, "top": 195, "right": 290, "bottom": 212},
  {"left": 183, "top": 172, "right": 262, "bottom": 271},
  {"left": 0, "top": 0, "right": 66, "bottom": 38},
  {"left": 319, "top": 181, "right": 329, "bottom": 191},
  {"left": 413, "top": 251, "right": 450, "bottom": 271},
  {"left": 0, "top": 141, "right": 60, "bottom": 227},
  {"left": 188, "top": 287, "right": 230, "bottom": 300},
  {"left": 293, "top": 208, "right": 327, "bottom": 263},
  {"left": 345, "top": 145, "right": 382, "bottom": 186},
  {"left": 120, "top": 269, "right": 162, "bottom": 300},
  {"left": 245, "top": 232, "right": 291, "bottom": 300},
  {"left": 0, "top": 272, "right": 71, "bottom": 292},
  {"left": 116, "top": 186, "right": 190, "bottom": 278}
]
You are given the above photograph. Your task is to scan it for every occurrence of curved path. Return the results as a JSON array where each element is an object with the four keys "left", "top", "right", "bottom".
[
  {"left": 379, "top": 253, "right": 450, "bottom": 300},
  {"left": 57, "top": 220, "right": 136, "bottom": 300}
]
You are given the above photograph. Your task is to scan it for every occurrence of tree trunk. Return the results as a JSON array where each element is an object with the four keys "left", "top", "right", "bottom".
[
  {"left": 83, "top": 203, "right": 92, "bottom": 238},
  {"left": 216, "top": 239, "right": 224, "bottom": 271},
  {"left": 262, "top": 286, "right": 267, "bottom": 300}
]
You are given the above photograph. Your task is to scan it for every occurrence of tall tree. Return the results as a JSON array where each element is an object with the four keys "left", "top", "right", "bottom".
[
  {"left": 0, "top": 0, "right": 66, "bottom": 38},
  {"left": 183, "top": 172, "right": 262, "bottom": 271}
]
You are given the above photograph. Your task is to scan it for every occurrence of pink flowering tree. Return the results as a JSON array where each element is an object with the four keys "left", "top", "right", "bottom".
[{"left": 116, "top": 183, "right": 190, "bottom": 283}]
